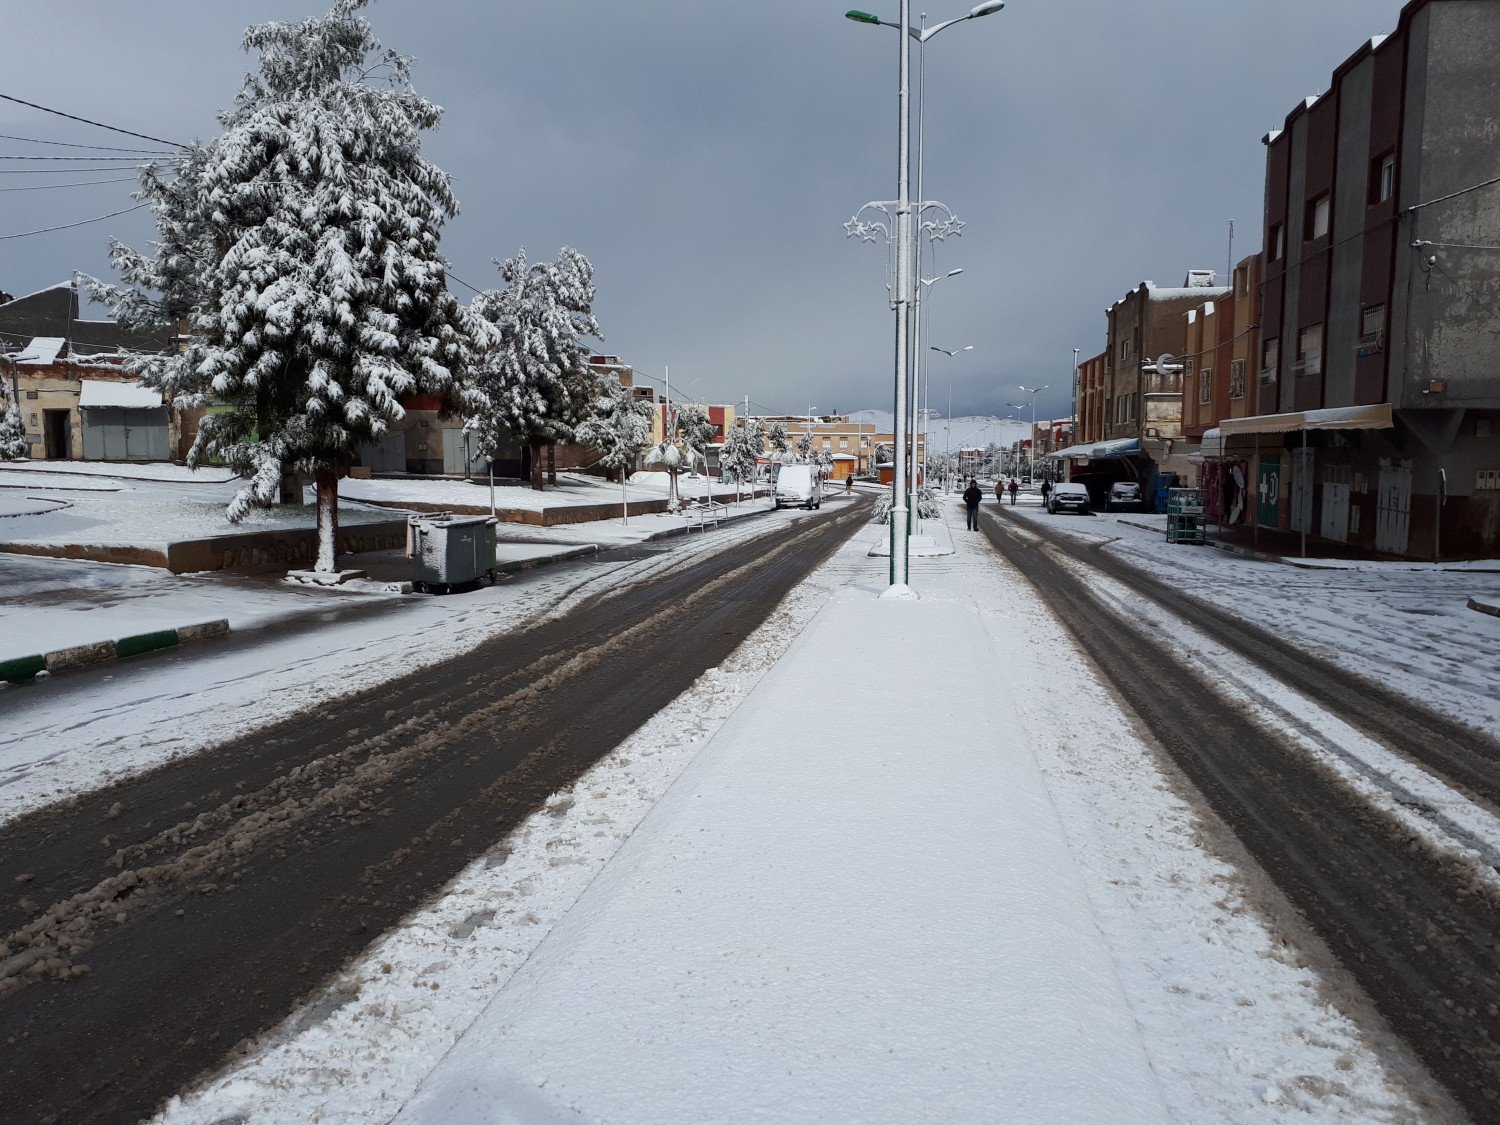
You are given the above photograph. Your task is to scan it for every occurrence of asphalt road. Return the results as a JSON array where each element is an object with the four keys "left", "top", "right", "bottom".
[
  {"left": 982, "top": 505, "right": 1500, "bottom": 1121},
  {"left": 0, "top": 498, "right": 870, "bottom": 1124}
]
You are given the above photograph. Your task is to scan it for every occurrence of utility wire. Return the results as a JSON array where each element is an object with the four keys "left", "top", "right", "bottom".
[
  {"left": 0, "top": 165, "right": 153, "bottom": 175},
  {"left": 0, "top": 131, "right": 173, "bottom": 155},
  {"left": 0, "top": 177, "right": 138, "bottom": 193},
  {"left": 0, "top": 154, "right": 158, "bottom": 162},
  {"left": 0, "top": 93, "right": 184, "bottom": 148},
  {"left": 0, "top": 203, "right": 149, "bottom": 241}
]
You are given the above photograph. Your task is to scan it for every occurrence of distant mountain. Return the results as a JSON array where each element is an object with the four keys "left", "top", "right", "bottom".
[{"left": 847, "top": 410, "right": 1031, "bottom": 452}]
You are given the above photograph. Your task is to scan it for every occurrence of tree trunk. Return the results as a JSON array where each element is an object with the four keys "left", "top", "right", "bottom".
[
  {"left": 546, "top": 443, "right": 557, "bottom": 485},
  {"left": 315, "top": 466, "right": 339, "bottom": 573},
  {"left": 529, "top": 441, "right": 544, "bottom": 491}
]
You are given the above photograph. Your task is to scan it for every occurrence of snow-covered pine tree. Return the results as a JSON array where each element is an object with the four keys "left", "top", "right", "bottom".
[
  {"left": 767, "top": 421, "right": 790, "bottom": 457},
  {"left": 89, "top": 0, "right": 480, "bottom": 573},
  {"left": 795, "top": 431, "right": 813, "bottom": 462},
  {"left": 675, "top": 403, "right": 715, "bottom": 477},
  {"left": 720, "top": 416, "right": 763, "bottom": 496},
  {"left": 574, "top": 375, "right": 651, "bottom": 483},
  {"left": 469, "top": 247, "right": 602, "bottom": 491},
  {"left": 0, "top": 377, "right": 28, "bottom": 460}
]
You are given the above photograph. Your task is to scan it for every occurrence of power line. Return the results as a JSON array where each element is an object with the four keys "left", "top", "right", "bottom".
[
  {"left": 0, "top": 177, "right": 138, "bottom": 193},
  {"left": 0, "top": 93, "right": 184, "bottom": 149},
  {"left": 0, "top": 165, "right": 153, "bottom": 175},
  {"left": 0, "top": 203, "right": 149, "bottom": 242},
  {"left": 0, "top": 132, "right": 172, "bottom": 155},
  {"left": 0, "top": 155, "right": 158, "bottom": 162}
]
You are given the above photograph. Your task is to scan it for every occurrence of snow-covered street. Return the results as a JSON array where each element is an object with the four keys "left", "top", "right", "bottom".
[{"left": 148, "top": 496, "right": 1471, "bottom": 1124}]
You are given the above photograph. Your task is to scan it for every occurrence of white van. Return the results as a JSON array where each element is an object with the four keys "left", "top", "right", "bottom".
[{"left": 774, "top": 464, "right": 823, "bottom": 510}]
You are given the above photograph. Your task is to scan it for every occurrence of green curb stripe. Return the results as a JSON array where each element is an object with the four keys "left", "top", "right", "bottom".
[
  {"left": 0, "top": 654, "right": 45, "bottom": 683},
  {"left": 115, "top": 630, "right": 181, "bottom": 660}
]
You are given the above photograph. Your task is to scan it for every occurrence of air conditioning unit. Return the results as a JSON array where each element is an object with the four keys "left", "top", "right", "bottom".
[{"left": 1356, "top": 331, "right": 1384, "bottom": 358}]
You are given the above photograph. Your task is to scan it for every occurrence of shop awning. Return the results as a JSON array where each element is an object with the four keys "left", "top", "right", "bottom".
[
  {"left": 1218, "top": 402, "right": 1392, "bottom": 436},
  {"left": 78, "top": 379, "right": 164, "bottom": 409},
  {"left": 1198, "top": 428, "right": 1225, "bottom": 458},
  {"left": 1045, "top": 437, "right": 1142, "bottom": 460}
]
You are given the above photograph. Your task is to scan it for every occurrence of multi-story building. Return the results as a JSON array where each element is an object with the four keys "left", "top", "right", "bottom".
[
  {"left": 751, "top": 415, "right": 892, "bottom": 475},
  {"left": 1182, "top": 255, "right": 1262, "bottom": 442},
  {"left": 1220, "top": 0, "right": 1500, "bottom": 557},
  {"left": 1076, "top": 351, "right": 1108, "bottom": 445}
]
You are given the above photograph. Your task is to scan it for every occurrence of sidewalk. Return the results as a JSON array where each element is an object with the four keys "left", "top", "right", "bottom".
[{"left": 398, "top": 508, "right": 1169, "bottom": 1123}]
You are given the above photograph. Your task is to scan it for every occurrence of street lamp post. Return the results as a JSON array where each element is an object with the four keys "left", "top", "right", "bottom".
[
  {"left": 845, "top": 0, "right": 1004, "bottom": 596},
  {"left": 1011, "top": 383, "right": 1049, "bottom": 484},
  {"left": 911, "top": 268, "right": 962, "bottom": 525},
  {"left": 931, "top": 343, "right": 973, "bottom": 489}
]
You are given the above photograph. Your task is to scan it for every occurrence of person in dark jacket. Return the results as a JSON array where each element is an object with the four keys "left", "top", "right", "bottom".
[
  {"left": 962, "top": 479, "right": 983, "bottom": 530},
  {"left": 1007, "top": 478, "right": 1019, "bottom": 505},
  {"left": 1040, "top": 478, "right": 1053, "bottom": 504}
]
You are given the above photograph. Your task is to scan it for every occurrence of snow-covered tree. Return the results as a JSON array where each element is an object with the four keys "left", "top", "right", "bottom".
[
  {"left": 0, "top": 380, "right": 27, "bottom": 460},
  {"left": 766, "top": 422, "right": 790, "bottom": 458},
  {"left": 874, "top": 442, "right": 893, "bottom": 465},
  {"left": 720, "top": 416, "right": 762, "bottom": 495},
  {"left": 676, "top": 403, "right": 715, "bottom": 477},
  {"left": 574, "top": 375, "right": 651, "bottom": 483},
  {"left": 795, "top": 431, "right": 813, "bottom": 462},
  {"left": 644, "top": 438, "right": 689, "bottom": 511},
  {"left": 89, "top": 0, "right": 479, "bottom": 573},
  {"left": 469, "top": 246, "right": 602, "bottom": 491}
]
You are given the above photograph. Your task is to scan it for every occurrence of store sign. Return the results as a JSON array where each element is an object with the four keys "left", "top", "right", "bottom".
[{"left": 1257, "top": 455, "right": 1281, "bottom": 528}]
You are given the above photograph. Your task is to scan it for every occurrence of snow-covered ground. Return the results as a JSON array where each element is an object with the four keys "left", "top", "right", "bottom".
[
  {"left": 1007, "top": 502, "right": 1500, "bottom": 740},
  {"left": 0, "top": 501, "right": 824, "bottom": 827},
  {"left": 151, "top": 498, "right": 1463, "bottom": 1124},
  {"left": 342, "top": 469, "right": 755, "bottom": 513}
]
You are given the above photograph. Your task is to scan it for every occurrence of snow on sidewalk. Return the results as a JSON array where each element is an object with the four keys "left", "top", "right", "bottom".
[{"left": 397, "top": 542, "right": 1169, "bottom": 1121}]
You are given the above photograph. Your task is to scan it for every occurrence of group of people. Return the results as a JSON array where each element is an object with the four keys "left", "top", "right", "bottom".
[{"left": 960, "top": 476, "right": 1052, "bottom": 530}]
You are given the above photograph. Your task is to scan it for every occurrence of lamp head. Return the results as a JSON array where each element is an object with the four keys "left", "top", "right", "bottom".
[
  {"left": 969, "top": 0, "right": 1005, "bottom": 17},
  {"left": 845, "top": 9, "right": 883, "bottom": 24}
]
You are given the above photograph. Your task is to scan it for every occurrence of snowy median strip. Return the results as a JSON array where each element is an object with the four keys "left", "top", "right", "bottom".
[{"left": 0, "top": 619, "right": 230, "bottom": 683}]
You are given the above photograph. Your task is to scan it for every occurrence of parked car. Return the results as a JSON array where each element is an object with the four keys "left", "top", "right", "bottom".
[
  {"left": 1106, "top": 481, "right": 1142, "bottom": 511},
  {"left": 774, "top": 464, "right": 823, "bottom": 510},
  {"left": 1046, "top": 482, "right": 1091, "bottom": 515}
]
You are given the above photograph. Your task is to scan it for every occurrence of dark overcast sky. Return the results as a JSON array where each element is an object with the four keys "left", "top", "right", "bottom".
[{"left": 2, "top": 0, "right": 1396, "bottom": 421}]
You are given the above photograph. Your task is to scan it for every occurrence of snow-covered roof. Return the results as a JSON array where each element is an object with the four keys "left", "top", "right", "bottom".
[
  {"left": 13, "top": 337, "right": 65, "bottom": 365},
  {"left": 1046, "top": 437, "right": 1142, "bottom": 460},
  {"left": 78, "top": 379, "right": 164, "bottom": 409},
  {"left": 1219, "top": 402, "right": 1392, "bottom": 436}
]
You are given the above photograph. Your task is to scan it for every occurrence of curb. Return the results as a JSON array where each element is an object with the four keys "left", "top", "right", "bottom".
[
  {"left": 0, "top": 618, "right": 231, "bottom": 683},
  {"left": 1468, "top": 597, "right": 1500, "bottom": 619},
  {"left": 495, "top": 544, "right": 601, "bottom": 575}
]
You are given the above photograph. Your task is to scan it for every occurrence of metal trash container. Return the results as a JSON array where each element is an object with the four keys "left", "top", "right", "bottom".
[{"left": 407, "top": 513, "right": 499, "bottom": 593}]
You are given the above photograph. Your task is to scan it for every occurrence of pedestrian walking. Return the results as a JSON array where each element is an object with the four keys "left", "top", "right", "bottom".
[
  {"left": 1008, "top": 478, "right": 1019, "bottom": 505},
  {"left": 1040, "top": 479, "right": 1053, "bottom": 505},
  {"left": 994, "top": 479, "right": 1004, "bottom": 504},
  {"left": 963, "top": 478, "right": 982, "bottom": 530},
  {"left": 845, "top": 476, "right": 853, "bottom": 495}
]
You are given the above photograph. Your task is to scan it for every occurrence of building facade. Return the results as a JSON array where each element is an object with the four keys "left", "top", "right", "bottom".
[{"left": 1235, "top": 0, "right": 1500, "bottom": 557}]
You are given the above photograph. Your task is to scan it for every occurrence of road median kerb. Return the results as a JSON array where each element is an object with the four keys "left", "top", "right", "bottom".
[{"left": 0, "top": 619, "right": 232, "bottom": 683}]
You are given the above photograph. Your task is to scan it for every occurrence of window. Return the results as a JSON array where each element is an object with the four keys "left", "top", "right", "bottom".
[
  {"left": 1297, "top": 324, "right": 1323, "bottom": 376},
  {"left": 1269, "top": 224, "right": 1285, "bottom": 261},
  {"left": 1199, "top": 368, "right": 1214, "bottom": 404},
  {"left": 1358, "top": 305, "right": 1386, "bottom": 356},
  {"left": 1369, "top": 152, "right": 1395, "bottom": 205},
  {"left": 1229, "top": 359, "right": 1246, "bottom": 399},
  {"left": 1120, "top": 338, "right": 1132, "bottom": 362},
  {"left": 1306, "top": 194, "right": 1331, "bottom": 240},
  {"left": 1260, "top": 338, "right": 1279, "bottom": 382}
]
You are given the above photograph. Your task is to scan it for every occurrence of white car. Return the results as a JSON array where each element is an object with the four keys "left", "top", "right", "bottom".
[{"left": 774, "top": 464, "right": 823, "bottom": 510}]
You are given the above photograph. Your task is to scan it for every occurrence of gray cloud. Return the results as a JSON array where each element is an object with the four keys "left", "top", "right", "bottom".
[{"left": 2, "top": 0, "right": 1392, "bottom": 421}]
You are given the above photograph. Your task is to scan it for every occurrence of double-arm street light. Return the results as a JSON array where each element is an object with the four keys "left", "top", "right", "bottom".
[
  {"left": 932, "top": 344, "right": 974, "bottom": 484},
  {"left": 910, "top": 267, "right": 962, "bottom": 525},
  {"left": 844, "top": 1, "right": 1004, "bottom": 597},
  {"left": 1010, "top": 383, "right": 1049, "bottom": 483}
]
